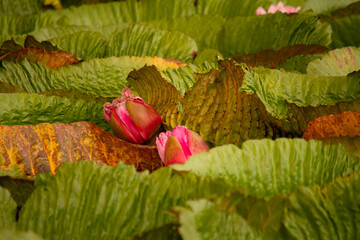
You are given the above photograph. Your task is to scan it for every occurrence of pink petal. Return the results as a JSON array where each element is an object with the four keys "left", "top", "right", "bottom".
[
  {"left": 256, "top": 7, "right": 267, "bottom": 15},
  {"left": 156, "top": 131, "right": 172, "bottom": 163},
  {"left": 103, "top": 102, "right": 113, "bottom": 122},
  {"left": 268, "top": 4, "right": 278, "bottom": 14},
  {"left": 115, "top": 102, "right": 144, "bottom": 143},
  {"left": 110, "top": 108, "right": 139, "bottom": 143},
  {"left": 187, "top": 129, "right": 209, "bottom": 155},
  {"left": 164, "top": 136, "right": 188, "bottom": 166},
  {"left": 172, "top": 126, "right": 192, "bottom": 159}
]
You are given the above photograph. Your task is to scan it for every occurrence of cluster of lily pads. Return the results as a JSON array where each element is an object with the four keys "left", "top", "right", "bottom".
[{"left": 0, "top": 0, "right": 360, "bottom": 239}]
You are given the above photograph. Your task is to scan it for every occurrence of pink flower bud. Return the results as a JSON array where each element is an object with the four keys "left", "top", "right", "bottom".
[
  {"left": 256, "top": 1, "right": 301, "bottom": 15},
  {"left": 156, "top": 126, "right": 209, "bottom": 166},
  {"left": 103, "top": 88, "right": 163, "bottom": 144}
]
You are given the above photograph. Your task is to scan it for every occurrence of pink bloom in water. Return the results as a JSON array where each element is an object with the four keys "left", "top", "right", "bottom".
[
  {"left": 103, "top": 88, "right": 162, "bottom": 144},
  {"left": 256, "top": 1, "right": 301, "bottom": 15},
  {"left": 156, "top": 126, "right": 209, "bottom": 166}
]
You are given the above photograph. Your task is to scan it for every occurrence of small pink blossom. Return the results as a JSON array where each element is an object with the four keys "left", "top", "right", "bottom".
[
  {"left": 256, "top": 1, "right": 301, "bottom": 15},
  {"left": 156, "top": 126, "right": 209, "bottom": 166}
]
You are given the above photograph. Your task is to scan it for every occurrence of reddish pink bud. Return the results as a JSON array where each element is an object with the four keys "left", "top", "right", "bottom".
[
  {"left": 256, "top": 1, "right": 301, "bottom": 15},
  {"left": 156, "top": 126, "right": 209, "bottom": 166},
  {"left": 103, "top": 88, "right": 163, "bottom": 144}
]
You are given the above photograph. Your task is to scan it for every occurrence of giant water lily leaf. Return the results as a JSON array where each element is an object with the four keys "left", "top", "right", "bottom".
[
  {"left": 173, "top": 138, "right": 356, "bottom": 198},
  {"left": 48, "top": 31, "right": 107, "bottom": 60},
  {"left": 0, "top": 56, "right": 181, "bottom": 97},
  {"left": 146, "top": 15, "right": 225, "bottom": 51},
  {"left": 0, "top": 14, "right": 58, "bottom": 36},
  {"left": 51, "top": 0, "right": 195, "bottom": 28},
  {"left": 232, "top": 44, "right": 328, "bottom": 69},
  {"left": 303, "top": 111, "right": 360, "bottom": 140},
  {"left": 307, "top": 47, "right": 360, "bottom": 76},
  {"left": 196, "top": 0, "right": 273, "bottom": 17},
  {"left": 241, "top": 67, "right": 360, "bottom": 119},
  {"left": 0, "top": 82, "right": 26, "bottom": 93},
  {"left": 0, "top": 93, "right": 109, "bottom": 130},
  {"left": 0, "top": 177, "right": 34, "bottom": 206},
  {"left": 106, "top": 24, "right": 197, "bottom": 63},
  {"left": 302, "top": 0, "right": 360, "bottom": 14},
  {"left": 331, "top": 14, "right": 360, "bottom": 48},
  {"left": 17, "top": 161, "right": 235, "bottom": 239},
  {"left": 0, "top": 0, "right": 43, "bottom": 15},
  {"left": 0, "top": 121, "right": 162, "bottom": 178},
  {"left": 0, "top": 36, "right": 79, "bottom": 69},
  {"left": 177, "top": 199, "right": 260, "bottom": 240},
  {"left": 175, "top": 172, "right": 360, "bottom": 240},
  {"left": 28, "top": 25, "right": 91, "bottom": 42},
  {"left": 219, "top": 13, "right": 331, "bottom": 58},
  {"left": 302, "top": 111, "right": 360, "bottom": 164},
  {"left": 129, "top": 60, "right": 273, "bottom": 146},
  {"left": 0, "top": 230, "right": 44, "bottom": 240},
  {"left": 283, "top": 172, "right": 360, "bottom": 239},
  {"left": 128, "top": 65, "right": 183, "bottom": 117},
  {"left": 0, "top": 187, "right": 16, "bottom": 230}
]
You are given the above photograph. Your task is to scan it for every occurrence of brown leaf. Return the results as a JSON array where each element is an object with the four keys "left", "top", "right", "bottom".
[
  {"left": 302, "top": 111, "right": 360, "bottom": 140},
  {"left": 0, "top": 36, "right": 78, "bottom": 69},
  {"left": 0, "top": 121, "right": 163, "bottom": 178},
  {"left": 232, "top": 44, "right": 328, "bottom": 68}
]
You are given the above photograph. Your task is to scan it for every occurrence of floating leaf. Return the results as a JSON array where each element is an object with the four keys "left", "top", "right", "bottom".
[
  {"left": 0, "top": 56, "right": 181, "bottom": 97},
  {"left": 0, "top": 93, "right": 109, "bottom": 130},
  {"left": 0, "top": 36, "right": 78, "bottom": 69},
  {"left": 106, "top": 24, "right": 197, "bottom": 63},
  {"left": 331, "top": 14, "right": 360, "bottom": 48},
  {"left": 129, "top": 60, "right": 273, "bottom": 146},
  {"left": 175, "top": 172, "right": 360, "bottom": 239},
  {"left": 172, "top": 138, "right": 356, "bottom": 198},
  {"left": 0, "top": 177, "right": 34, "bottom": 206},
  {"left": 0, "top": 186, "right": 16, "bottom": 230},
  {"left": 219, "top": 13, "right": 331, "bottom": 58},
  {"left": 233, "top": 44, "right": 328, "bottom": 69},
  {"left": 0, "top": 121, "right": 162, "bottom": 178},
  {"left": 303, "top": 111, "right": 360, "bottom": 140},
  {"left": 17, "top": 161, "right": 234, "bottom": 239},
  {"left": 307, "top": 47, "right": 360, "bottom": 76}
]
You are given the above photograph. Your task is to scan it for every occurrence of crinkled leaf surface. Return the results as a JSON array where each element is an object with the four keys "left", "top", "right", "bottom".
[
  {"left": 173, "top": 138, "right": 356, "bottom": 198},
  {"left": 307, "top": 47, "right": 360, "bottom": 76},
  {"left": 0, "top": 121, "right": 162, "bottom": 178},
  {"left": 232, "top": 44, "right": 328, "bottom": 69},
  {"left": 331, "top": 14, "right": 360, "bottom": 48},
  {"left": 106, "top": 24, "right": 197, "bottom": 63},
  {"left": 17, "top": 161, "right": 235, "bottom": 239},
  {"left": 146, "top": 15, "right": 225, "bottom": 51},
  {"left": 48, "top": 31, "right": 107, "bottom": 60},
  {"left": 219, "top": 13, "right": 331, "bottom": 58},
  {"left": 0, "top": 36, "right": 79, "bottom": 69},
  {"left": 0, "top": 93, "right": 108, "bottom": 130},
  {"left": 0, "top": 56, "right": 180, "bottom": 97},
  {"left": 129, "top": 60, "right": 272, "bottom": 146},
  {"left": 0, "top": 177, "right": 34, "bottom": 206},
  {"left": 0, "top": 0, "right": 43, "bottom": 15},
  {"left": 0, "top": 230, "right": 43, "bottom": 240},
  {"left": 303, "top": 111, "right": 360, "bottom": 140},
  {"left": 241, "top": 67, "right": 360, "bottom": 119},
  {"left": 175, "top": 172, "right": 360, "bottom": 240},
  {"left": 0, "top": 186, "right": 16, "bottom": 230}
]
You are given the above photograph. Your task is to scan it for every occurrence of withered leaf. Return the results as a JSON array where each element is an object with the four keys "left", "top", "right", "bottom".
[
  {"left": 303, "top": 111, "right": 360, "bottom": 140},
  {"left": 0, "top": 36, "right": 78, "bottom": 69},
  {"left": 0, "top": 121, "right": 163, "bottom": 178}
]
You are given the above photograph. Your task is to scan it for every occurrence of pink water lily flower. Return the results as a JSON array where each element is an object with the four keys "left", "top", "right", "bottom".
[
  {"left": 256, "top": 1, "right": 301, "bottom": 15},
  {"left": 156, "top": 126, "right": 209, "bottom": 166},
  {"left": 103, "top": 88, "right": 162, "bottom": 144}
]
